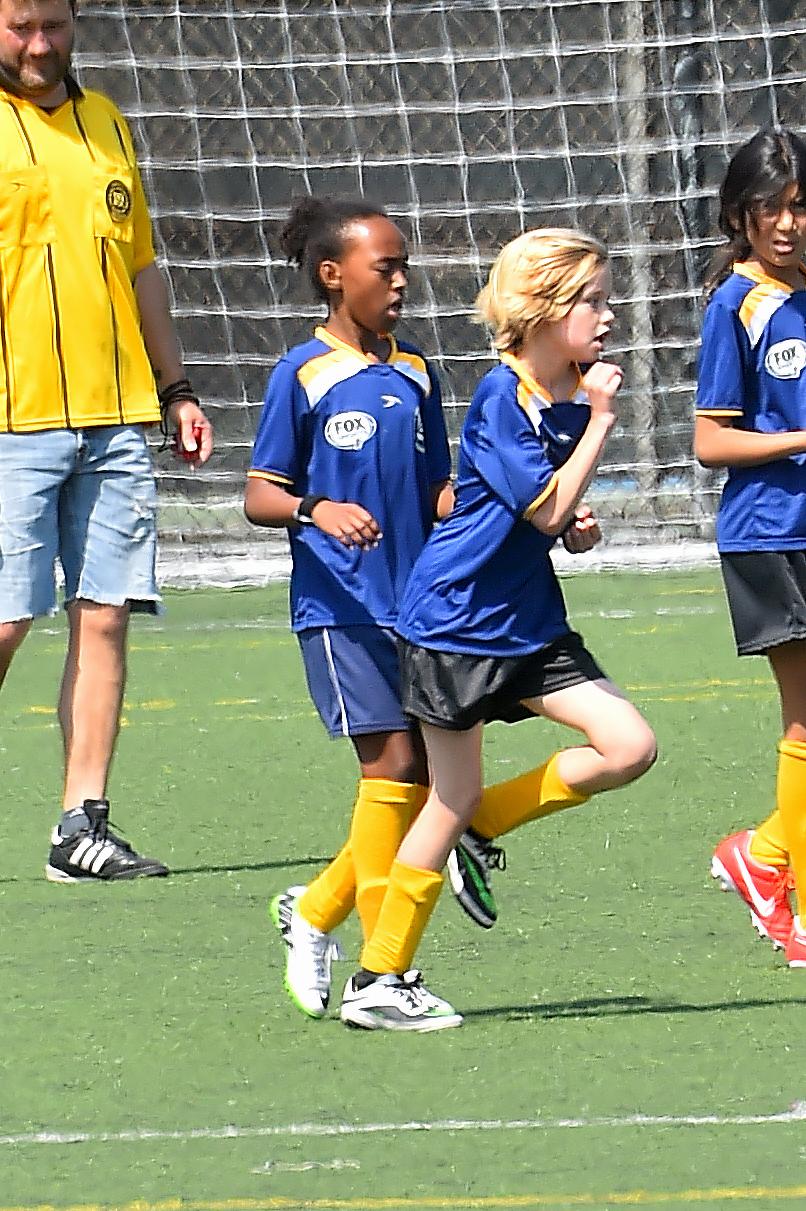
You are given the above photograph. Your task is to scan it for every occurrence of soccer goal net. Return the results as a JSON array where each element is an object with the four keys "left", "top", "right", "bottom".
[{"left": 73, "top": 0, "right": 805, "bottom": 585}]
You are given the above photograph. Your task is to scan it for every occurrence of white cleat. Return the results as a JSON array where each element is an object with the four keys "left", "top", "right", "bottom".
[
  {"left": 269, "top": 885, "right": 344, "bottom": 1019},
  {"left": 340, "top": 968, "right": 462, "bottom": 1032}
]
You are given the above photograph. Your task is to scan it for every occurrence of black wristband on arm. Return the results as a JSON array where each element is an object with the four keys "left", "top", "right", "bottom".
[
  {"left": 158, "top": 377, "right": 200, "bottom": 413},
  {"left": 157, "top": 378, "right": 201, "bottom": 444},
  {"left": 292, "top": 495, "right": 330, "bottom": 525}
]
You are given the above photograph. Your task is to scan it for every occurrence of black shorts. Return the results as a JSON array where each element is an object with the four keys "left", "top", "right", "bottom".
[
  {"left": 398, "top": 631, "right": 606, "bottom": 731},
  {"left": 721, "top": 550, "right": 806, "bottom": 655}
]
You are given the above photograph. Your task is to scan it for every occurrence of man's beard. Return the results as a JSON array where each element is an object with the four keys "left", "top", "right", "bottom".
[{"left": 0, "top": 45, "right": 72, "bottom": 100}]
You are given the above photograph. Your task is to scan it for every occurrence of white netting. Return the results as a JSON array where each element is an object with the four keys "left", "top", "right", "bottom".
[{"left": 72, "top": 0, "right": 806, "bottom": 584}]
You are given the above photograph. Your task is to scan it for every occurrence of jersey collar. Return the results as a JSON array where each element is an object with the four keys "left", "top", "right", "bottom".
[
  {"left": 733, "top": 260, "right": 806, "bottom": 294},
  {"left": 499, "top": 350, "right": 582, "bottom": 405},
  {"left": 314, "top": 325, "right": 398, "bottom": 365}
]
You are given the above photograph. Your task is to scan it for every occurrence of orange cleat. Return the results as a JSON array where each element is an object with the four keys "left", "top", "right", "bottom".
[
  {"left": 711, "top": 829, "right": 793, "bottom": 949},
  {"left": 785, "top": 917, "right": 806, "bottom": 968}
]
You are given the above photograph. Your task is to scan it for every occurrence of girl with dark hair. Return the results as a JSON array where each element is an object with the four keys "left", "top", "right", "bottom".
[
  {"left": 703, "top": 128, "right": 806, "bottom": 298},
  {"left": 695, "top": 128, "right": 806, "bottom": 966},
  {"left": 244, "top": 197, "right": 454, "bottom": 1017}
]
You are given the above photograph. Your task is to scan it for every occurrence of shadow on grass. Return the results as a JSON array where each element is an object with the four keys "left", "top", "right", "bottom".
[
  {"left": 0, "top": 856, "right": 331, "bottom": 884},
  {"left": 169, "top": 856, "right": 331, "bottom": 876},
  {"left": 463, "top": 994, "right": 806, "bottom": 1020}
]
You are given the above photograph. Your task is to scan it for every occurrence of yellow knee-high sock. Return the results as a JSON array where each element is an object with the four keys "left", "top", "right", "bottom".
[
  {"left": 298, "top": 842, "right": 356, "bottom": 933},
  {"left": 360, "top": 859, "right": 443, "bottom": 975},
  {"left": 469, "top": 752, "right": 589, "bottom": 840},
  {"left": 351, "top": 779, "right": 428, "bottom": 939},
  {"left": 748, "top": 809, "right": 789, "bottom": 868},
  {"left": 777, "top": 739, "right": 806, "bottom": 918}
]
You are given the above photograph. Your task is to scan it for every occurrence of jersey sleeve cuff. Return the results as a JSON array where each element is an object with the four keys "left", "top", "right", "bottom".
[
  {"left": 133, "top": 252, "right": 157, "bottom": 277},
  {"left": 522, "top": 474, "right": 557, "bottom": 521},
  {"left": 246, "top": 469, "right": 294, "bottom": 484},
  {"left": 694, "top": 407, "right": 743, "bottom": 417}
]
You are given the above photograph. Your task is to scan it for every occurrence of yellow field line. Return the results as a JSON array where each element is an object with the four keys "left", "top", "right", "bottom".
[
  {"left": 18, "top": 677, "right": 772, "bottom": 726},
  {"left": 657, "top": 587, "right": 720, "bottom": 596},
  {"left": 7, "top": 1187, "right": 806, "bottom": 1211},
  {"left": 645, "top": 690, "right": 770, "bottom": 703},
  {"left": 16, "top": 691, "right": 770, "bottom": 733},
  {"left": 626, "top": 677, "right": 770, "bottom": 692}
]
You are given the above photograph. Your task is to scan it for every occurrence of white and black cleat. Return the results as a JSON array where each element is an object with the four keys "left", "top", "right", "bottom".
[{"left": 45, "top": 800, "right": 169, "bottom": 882}]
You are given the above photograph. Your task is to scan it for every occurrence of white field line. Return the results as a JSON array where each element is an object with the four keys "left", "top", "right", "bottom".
[{"left": 4, "top": 1104, "right": 806, "bottom": 1148}]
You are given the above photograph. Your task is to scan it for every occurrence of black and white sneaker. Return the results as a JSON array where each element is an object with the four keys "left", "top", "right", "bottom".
[
  {"left": 340, "top": 969, "right": 462, "bottom": 1032},
  {"left": 45, "top": 800, "right": 169, "bottom": 882},
  {"left": 447, "top": 830, "right": 506, "bottom": 929}
]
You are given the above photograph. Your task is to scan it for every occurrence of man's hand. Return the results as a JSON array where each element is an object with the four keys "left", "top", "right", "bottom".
[
  {"left": 168, "top": 398, "right": 213, "bottom": 466},
  {"left": 561, "top": 504, "right": 601, "bottom": 554}
]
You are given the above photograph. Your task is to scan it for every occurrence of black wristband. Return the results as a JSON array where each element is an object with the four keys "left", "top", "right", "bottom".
[
  {"left": 157, "top": 378, "right": 201, "bottom": 446},
  {"left": 292, "top": 495, "right": 330, "bottom": 525},
  {"left": 158, "top": 377, "right": 200, "bottom": 412}
]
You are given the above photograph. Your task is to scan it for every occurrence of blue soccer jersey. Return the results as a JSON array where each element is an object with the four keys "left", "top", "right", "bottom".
[
  {"left": 696, "top": 262, "right": 806, "bottom": 552},
  {"left": 397, "top": 353, "right": 591, "bottom": 657},
  {"left": 248, "top": 327, "right": 451, "bottom": 631}
]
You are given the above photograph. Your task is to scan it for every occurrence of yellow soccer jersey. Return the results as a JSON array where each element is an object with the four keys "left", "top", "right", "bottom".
[{"left": 0, "top": 78, "right": 160, "bottom": 432}]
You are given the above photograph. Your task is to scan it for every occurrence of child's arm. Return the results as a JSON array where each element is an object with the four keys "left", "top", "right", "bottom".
[
  {"left": 244, "top": 478, "right": 381, "bottom": 550},
  {"left": 529, "top": 361, "right": 621, "bottom": 537},
  {"left": 694, "top": 414, "right": 806, "bottom": 468},
  {"left": 244, "top": 477, "right": 308, "bottom": 528}
]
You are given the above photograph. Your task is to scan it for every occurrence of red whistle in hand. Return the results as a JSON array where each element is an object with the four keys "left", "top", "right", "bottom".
[{"left": 175, "top": 422, "right": 204, "bottom": 461}]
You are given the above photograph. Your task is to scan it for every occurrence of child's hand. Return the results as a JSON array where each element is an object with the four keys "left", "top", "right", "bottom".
[
  {"left": 582, "top": 361, "right": 623, "bottom": 416},
  {"left": 308, "top": 500, "right": 382, "bottom": 550},
  {"left": 562, "top": 504, "right": 601, "bottom": 553}
]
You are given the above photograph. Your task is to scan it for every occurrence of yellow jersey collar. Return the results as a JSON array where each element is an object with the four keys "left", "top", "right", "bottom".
[
  {"left": 734, "top": 260, "right": 806, "bottom": 294},
  {"left": 314, "top": 325, "right": 398, "bottom": 365},
  {"left": 499, "top": 350, "right": 582, "bottom": 405}
]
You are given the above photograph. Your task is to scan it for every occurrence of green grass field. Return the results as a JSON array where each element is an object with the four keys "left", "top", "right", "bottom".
[{"left": 3, "top": 569, "right": 806, "bottom": 1211}]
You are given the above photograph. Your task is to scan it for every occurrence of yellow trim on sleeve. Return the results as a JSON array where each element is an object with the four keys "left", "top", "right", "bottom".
[
  {"left": 296, "top": 346, "right": 359, "bottom": 390},
  {"left": 394, "top": 349, "right": 427, "bottom": 374},
  {"left": 296, "top": 345, "right": 369, "bottom": 408},
  {"left": 694, "top": 408, "right": 742, "bottom": 417},
  {"left": 246, "top": 469, "right": 293, "bottom": 484},
  {"left": 522, "top": 473, "right": 558, "bottom": 521},
  {"left": 738, "top": 282, "right": 788, "bottom": 331}
]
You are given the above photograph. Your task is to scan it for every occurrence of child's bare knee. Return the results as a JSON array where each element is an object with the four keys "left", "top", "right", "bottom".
[
  {"left": 600, "top": 724, "right": 656, "bottom": 785},
  {"left": 621, "top": 726, "right": 658, "bottom": 781}
]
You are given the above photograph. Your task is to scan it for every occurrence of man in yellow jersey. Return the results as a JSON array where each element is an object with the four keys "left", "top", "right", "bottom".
[{"left": 0, "top": 0, "right": 213, "bottom": 881}]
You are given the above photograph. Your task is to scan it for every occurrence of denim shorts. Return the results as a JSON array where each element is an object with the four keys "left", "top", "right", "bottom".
[
  {"left": 0, "top": 426, "right": 160, "bottom": 622},
  {"left": 297, "top": 624, "right": 411, "bottom": 738}
]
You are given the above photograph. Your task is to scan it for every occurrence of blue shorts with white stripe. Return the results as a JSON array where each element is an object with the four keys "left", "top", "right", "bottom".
[{"left": 297, "top": 624, "right": 411, "bottom": 738}]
